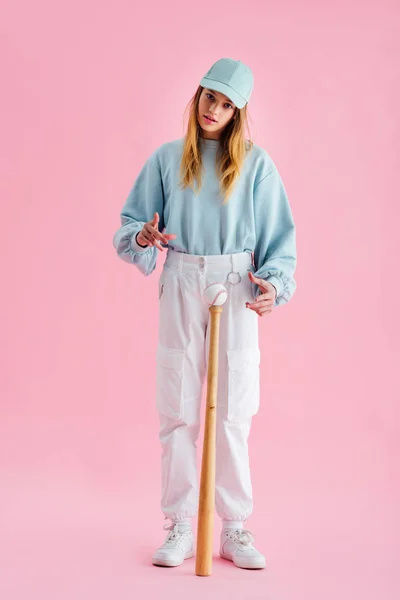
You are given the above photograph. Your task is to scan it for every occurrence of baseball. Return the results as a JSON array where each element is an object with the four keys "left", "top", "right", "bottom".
[{"left": 203, "top": 282, "right": 228, "bottom": 306}]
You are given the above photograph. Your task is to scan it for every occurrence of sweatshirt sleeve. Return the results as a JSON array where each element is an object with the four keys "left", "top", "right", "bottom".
[
  {"left": 252, "top": 167, "right": 297, "bottom": 307},
  {"left": 112, "top": 149, "right": 165, "bottom": 277}
]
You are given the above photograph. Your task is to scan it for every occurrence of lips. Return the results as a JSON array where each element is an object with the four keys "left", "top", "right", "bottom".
[{"left": 205, "top": 115, "right": 217, "bottom": 122}]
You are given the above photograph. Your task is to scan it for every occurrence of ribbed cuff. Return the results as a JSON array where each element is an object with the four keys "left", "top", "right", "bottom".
[{"left": 265, "top": 275, "right": 282, "bottom": 298}]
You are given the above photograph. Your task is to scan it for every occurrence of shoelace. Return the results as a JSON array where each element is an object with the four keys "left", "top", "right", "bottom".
[
  {"left": 162, "top": 522, "right": 190, "bottom": 546},
  {"left": 226, "top": 528, "right": 255, "bottom": 546}
]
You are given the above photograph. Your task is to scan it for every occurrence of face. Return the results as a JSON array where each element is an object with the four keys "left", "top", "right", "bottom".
[{"left": 198, "top": 88, "right": 237, "bottom": 139}]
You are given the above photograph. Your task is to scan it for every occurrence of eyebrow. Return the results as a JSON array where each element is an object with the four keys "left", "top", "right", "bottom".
[{"left": 207, "top": 89, "right": 235, "bottom": 106}]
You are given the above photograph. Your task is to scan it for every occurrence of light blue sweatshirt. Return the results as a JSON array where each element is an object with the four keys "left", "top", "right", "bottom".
[{"left": 113, "top": 136, "right": 297, "bottom": 307}]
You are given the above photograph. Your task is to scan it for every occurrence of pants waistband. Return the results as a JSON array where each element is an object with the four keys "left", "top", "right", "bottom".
[{"left": 165, "top": 248, "right": 254, "bottom": 272}]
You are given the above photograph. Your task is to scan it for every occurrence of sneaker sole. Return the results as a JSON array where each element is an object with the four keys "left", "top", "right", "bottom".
[
  {"left": 220, "top": 551, "right": 267, "bottom": 570},
  {"left": 152, "top": 549, "right": 194, "bottom": 567}
]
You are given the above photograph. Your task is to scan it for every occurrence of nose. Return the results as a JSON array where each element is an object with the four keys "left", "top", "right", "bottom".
[{"left": 209, "top": 105, "right": 218, "bottom": 117}]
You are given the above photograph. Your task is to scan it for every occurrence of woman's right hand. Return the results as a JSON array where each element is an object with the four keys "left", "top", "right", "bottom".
[{"left": 136, "top": 212, "right": 177, "bottom": 251}]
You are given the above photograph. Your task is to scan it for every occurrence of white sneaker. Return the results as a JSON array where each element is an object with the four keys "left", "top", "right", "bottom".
[
  {"left": 152, "top": 522, "right": 194, "bottom": 567},
  {"left": 220, "top": 528, "right": 267, "bottom": 569}
]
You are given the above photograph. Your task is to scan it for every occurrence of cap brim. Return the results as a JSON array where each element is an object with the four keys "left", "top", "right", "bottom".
[{"left": 199, "top": 77, "right": 247, "bottom": 109}]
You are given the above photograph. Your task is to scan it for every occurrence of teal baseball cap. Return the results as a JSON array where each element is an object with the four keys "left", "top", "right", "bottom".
[{"left": 200, "top": 58, "right": 254, "bottom": 109}]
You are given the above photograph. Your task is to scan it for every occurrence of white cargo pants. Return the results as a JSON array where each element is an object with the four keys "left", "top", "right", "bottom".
[{"left": 156, "top": 248, "right": 260, "bottom": 523}]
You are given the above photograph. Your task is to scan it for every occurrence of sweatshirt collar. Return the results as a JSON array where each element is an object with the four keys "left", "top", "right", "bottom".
[{"left": 199, "top": 137, "right": 220, "bottom": 149}]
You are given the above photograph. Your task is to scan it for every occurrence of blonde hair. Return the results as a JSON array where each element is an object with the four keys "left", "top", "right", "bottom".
[{"left": 179, "top": 86, "right": 254, "bottom": 205}]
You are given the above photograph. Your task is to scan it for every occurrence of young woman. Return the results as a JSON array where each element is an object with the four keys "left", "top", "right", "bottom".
[{"left": 113, "top": 57, "right": 297, "bottom": 570}]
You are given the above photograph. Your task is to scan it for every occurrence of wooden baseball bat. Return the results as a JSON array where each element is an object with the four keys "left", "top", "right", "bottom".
[{"left": 195, "top": 304, "right": 223, "bottom": 577}]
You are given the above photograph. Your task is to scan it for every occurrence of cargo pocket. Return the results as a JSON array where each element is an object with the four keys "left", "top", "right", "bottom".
[
  {"left": 226, "top": 347, "right": 261, "bottom": 422},
  {"left": 155, "top": 344, "right": 185, "bottom": 420}
]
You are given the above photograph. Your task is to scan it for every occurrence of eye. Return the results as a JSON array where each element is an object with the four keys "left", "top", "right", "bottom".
[{"left": 206, "top": 93, "right": 234, "bottom": 110}]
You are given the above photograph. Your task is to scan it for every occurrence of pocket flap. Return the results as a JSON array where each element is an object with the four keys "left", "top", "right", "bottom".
[
  {"left": 227, "top": 347, "right": 261, "bottom": 371},
  {"left": 156, "top": 344, "right": 185, "bottom": 370}
]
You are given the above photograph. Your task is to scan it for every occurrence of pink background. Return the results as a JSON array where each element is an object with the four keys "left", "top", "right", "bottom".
[{"left": 1, "top": 1, "right": 399, "bottom": 598}]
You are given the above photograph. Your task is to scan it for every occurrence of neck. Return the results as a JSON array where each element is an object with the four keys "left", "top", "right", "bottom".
[{"left": 200, "top": 134, "right": 220, "bottom": 141}]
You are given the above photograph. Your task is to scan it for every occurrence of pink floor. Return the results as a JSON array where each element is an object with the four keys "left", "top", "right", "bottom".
[{"left": 1, "top": 426, "right": 398, "bottom": 600}]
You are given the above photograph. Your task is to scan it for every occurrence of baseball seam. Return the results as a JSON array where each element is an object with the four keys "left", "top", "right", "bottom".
[{"left": 208, "top": 289, "right": 227, "bottom": 306}]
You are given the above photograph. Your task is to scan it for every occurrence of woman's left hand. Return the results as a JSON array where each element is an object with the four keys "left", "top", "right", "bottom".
[{"left": 246, "top": 271, "right": 277, "bottom": 317}]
